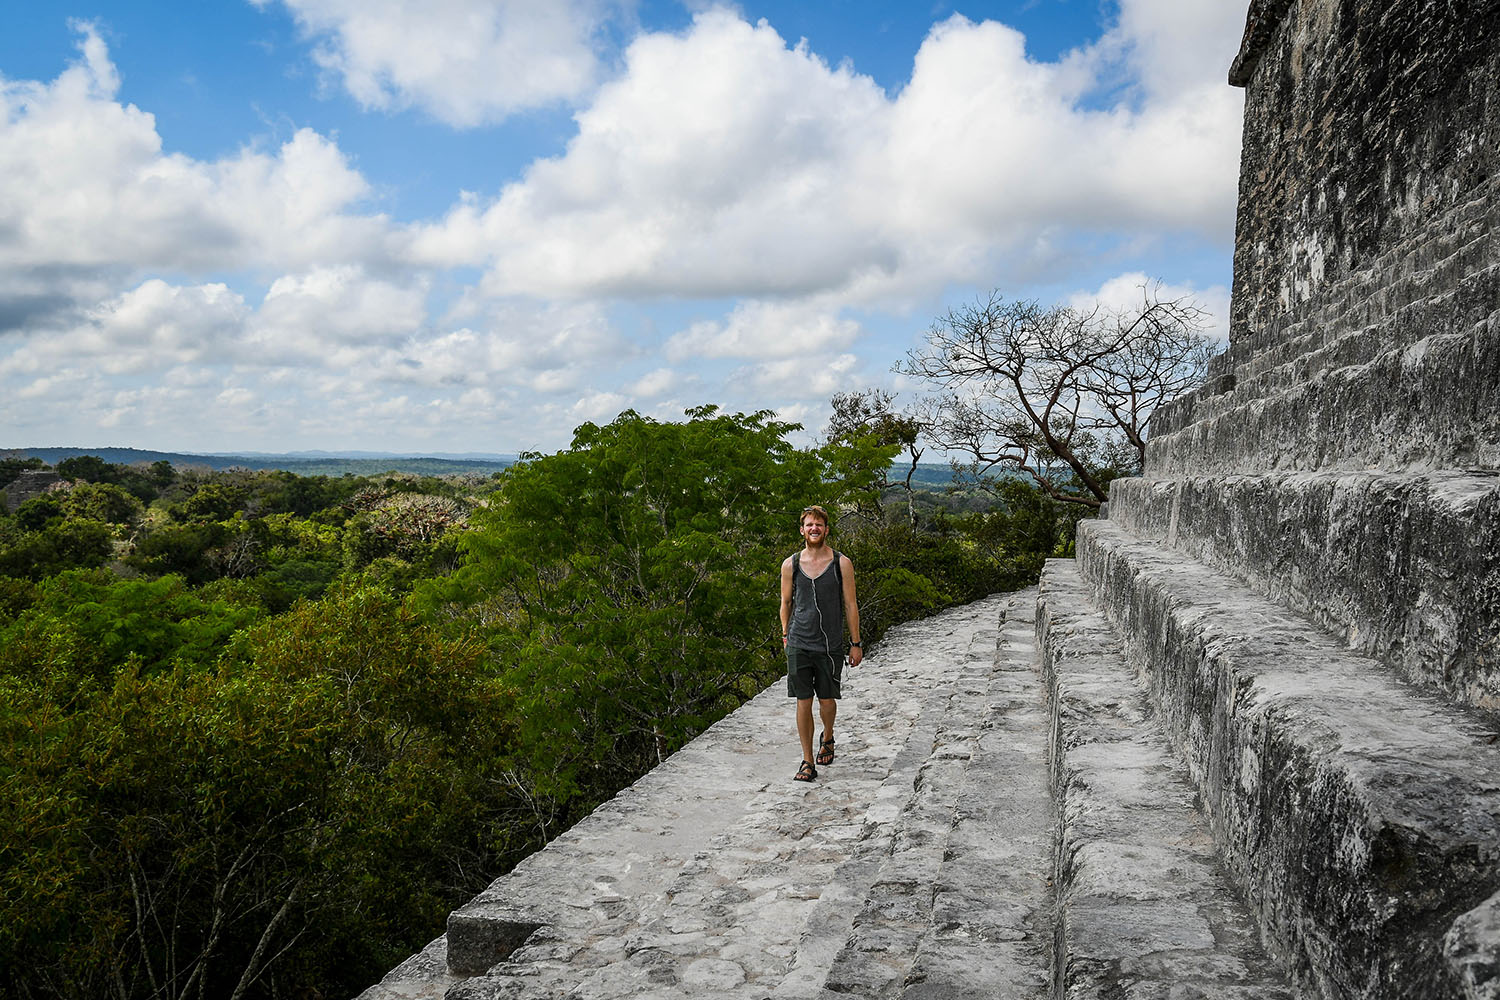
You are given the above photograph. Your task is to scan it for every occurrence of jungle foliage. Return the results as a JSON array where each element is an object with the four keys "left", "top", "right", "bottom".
[{"left": 0, "top": 407, "right": 1083, "bottom": 1000}]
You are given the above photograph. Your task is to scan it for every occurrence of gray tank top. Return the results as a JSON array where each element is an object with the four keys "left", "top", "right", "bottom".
[{"left": 787, "top": 550, "right": 844, "bottom": 654}]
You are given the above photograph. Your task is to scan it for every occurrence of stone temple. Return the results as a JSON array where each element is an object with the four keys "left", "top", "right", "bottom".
[{"left": 359, "top": 1, "right": 1500, "bottom": 997}]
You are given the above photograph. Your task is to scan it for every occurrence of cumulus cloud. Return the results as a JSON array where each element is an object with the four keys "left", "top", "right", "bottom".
[
  {"left": 258, "top": 0, "right": 614, "bottom": 127},
  {"left": 666, "top": 299, "right": 861, "bottom": 361},
  {"left": 381, "top": 299, "right": 624, "bottom": 391},
  {"left": 1100, "top": 0, "right": 1249, "bottom": 99},
  {"left": 0, "top": 23, "right": 388, "bottom": 287},
  {"left": 1069, "top": 271, "right": 1232, "bottom": 344},
  {"left": 0, "top": 4, "right": 1250, "bottom": 453},
  {"left": 570, "top": 390, "right": 630, "bottom": 422},
  {"left": 741, "top": 352, "right": 860, "bottom": 398},
  {"left": 628, "top": 367, "right": 680, "bottom": 397},
  {"left": 0, "top": 280, "right": 249, "bottom": 378},
  {"left": 248, "top": 266, "right": 429, "bottom": 365},
  {"left": 408, "top": 5, "right": 1243, "bottom": 304}
]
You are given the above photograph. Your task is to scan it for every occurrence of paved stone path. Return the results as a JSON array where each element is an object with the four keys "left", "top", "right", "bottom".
[{"left": 360, "top": 591, "right": 1055, "bottom": 1000}]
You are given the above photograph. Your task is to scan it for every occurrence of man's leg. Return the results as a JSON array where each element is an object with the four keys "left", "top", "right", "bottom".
[
  {"left": 818, "top": 697, "right": 836, "bottom": 748},
  {"left": 797, "top": 697, "right": 816, "bottom": 763}
]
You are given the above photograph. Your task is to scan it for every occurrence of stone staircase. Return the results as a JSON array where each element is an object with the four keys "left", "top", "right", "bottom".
[
  {"left": 358, "top": 586, "right": 1311, "bottom": 1000},
  {"left": 1046, "top": 515, "right": 1500, "bottom": 1000}
]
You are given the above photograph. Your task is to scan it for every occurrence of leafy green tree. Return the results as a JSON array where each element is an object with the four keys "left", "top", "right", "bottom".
[
  {"left": 0, "top": 520, "right": 112, "bottom": 581},
  {"left": 55, "top": 455, "right": 114, "bottom": 484},
  {"left": 125, "top": 522, "right": 229, "bottom": 584},
  {"left": 824, "top": 389, "right": 924, "bottom": 526},
  {"left": 172, "top": 482, "right": 248, "bottom": 522},
  {"left": 0, "top": 576, "right": 36, "bottom": 621},
  {"left": 13, "top": 495, "right": 64, "bottom": 531},
  {"left": 148, "top": 460, "right": 177, "bottom": 488},
  {"left": 61, "top": 482, "right": 144, "bottom": 528},
  {"left": 0, "top": 585, "right": 529, "bottom": 1000},
  {"left": 425, "top": 406, "right": 828, "bottom": 803},
  {"left": 248, "top": 470, "right": 359, "bottom": 518},
  {"left": 0, "top": 571, "right": 263, "bottom": 687}
]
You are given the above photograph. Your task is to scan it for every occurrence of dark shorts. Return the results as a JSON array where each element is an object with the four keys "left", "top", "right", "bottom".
[{"left": 787, "top": 646, "right": 842, "bottom": 700}]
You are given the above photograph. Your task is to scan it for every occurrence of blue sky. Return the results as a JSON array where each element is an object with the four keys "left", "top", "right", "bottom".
[{"left": 0, "top": 1, "right": 1248, "bottom": 455}]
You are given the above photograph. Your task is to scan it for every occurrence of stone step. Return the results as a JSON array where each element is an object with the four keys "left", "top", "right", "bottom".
[
  {"left": 1039, "top": 559, "right": 1294, "bottom": 999},
  {"left": 901, "top": 597, "right": 1053, "bottom": 1000},
  {"left": 1146, "top": 306, "right": 1500, "bottom": 475},
  {"left": 1105, "top": 470, "right": 1500, "bottom": 714},
  {"left": 355, "top": 595, "right": 1018, "bottom": 1000},
  {"left": 1231, "top": 243, "right": 1499, "bottom": 394},
  {"left": 1072, "top": 518, "right": 1500, "bottom": 999},
  {"left": 817, "top": 592, "right": 1053, "bottom": 999},
  {"left": 1167, "top": 257, "right": 1500, "bottom": 442}
]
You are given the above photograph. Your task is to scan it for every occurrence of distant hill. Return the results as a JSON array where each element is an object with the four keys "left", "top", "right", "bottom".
[
  {"left": 6, "top": 446, "right": 515, "bottom": 478},
  {"left": 5, "top": 447, "right": 978, "bottom": 486}
]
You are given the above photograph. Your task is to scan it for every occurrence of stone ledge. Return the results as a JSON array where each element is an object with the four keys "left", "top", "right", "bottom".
[
  {"left": 1038, "top": 559, "right": 1293, "bottom": 999},
  {"left": 1074, "top": 518, "right": 1500, "bottom": 999},
  {"left": 1147, "top": 310, "right": 1500, "bottom": 474},
  {"left": 1106, "top": 471, "right": 1500, "bottom": 713},
  {"left": 1221, "top": 262, "right": 1500, "bottom": 417},
  {"left": 357, "top": 597, "right": 1025, "bottom": 1000}
]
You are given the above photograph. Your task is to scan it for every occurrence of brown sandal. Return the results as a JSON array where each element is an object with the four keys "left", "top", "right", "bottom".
[
  {"left": 794, "top": 759, "right": 817, "bottom": 782},
  {"left": 816, "top": 733, "right": 835, "bottom": 766}
]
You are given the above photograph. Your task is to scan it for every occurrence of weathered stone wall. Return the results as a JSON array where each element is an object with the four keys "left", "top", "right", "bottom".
[
  {"left": 1228, "top": 0, "right": 1500, "bottom": 347},
  {"left": 1149, "top": 186, "right": 1500, "bottom": 474}
]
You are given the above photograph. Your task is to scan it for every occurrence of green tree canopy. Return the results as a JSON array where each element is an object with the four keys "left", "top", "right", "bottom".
[{"left": 424, "top": 406, "right": 834, "bottom": 797}]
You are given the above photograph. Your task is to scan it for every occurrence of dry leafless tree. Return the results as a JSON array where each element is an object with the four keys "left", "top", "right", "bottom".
[{"left": 896, "top": 284, "right": 1215, "bottom": 508}]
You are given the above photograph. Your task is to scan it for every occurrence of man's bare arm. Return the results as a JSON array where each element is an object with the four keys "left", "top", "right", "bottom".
[
  {"left": 779, "top": 556, "right": 795, "bottom": 646},
  {"left": 841, "top": 554, "right": 862, "bottom": 667}
]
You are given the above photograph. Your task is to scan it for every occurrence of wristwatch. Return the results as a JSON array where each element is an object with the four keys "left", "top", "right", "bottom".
[{"left": 850, "top": 641, "right": 863, "bottom": 648}]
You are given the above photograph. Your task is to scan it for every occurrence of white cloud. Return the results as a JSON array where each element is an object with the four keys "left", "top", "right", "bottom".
[
  {"left": 666, "top": 299, "right": 861, "bottom": 361},
  {"left": 378, "top": 299, "right": 625, "bottom": 390},
  {"left": 0, "top": 280, "right": 249, "bottom": 378},
  {"left": 1070, "top": 271, "right": 1232, "bottom": 344},
  {"left": 248, "top": 266, "right": 429, "bottom": 364},
  {"left": 742, "top": 352, "right": 860, "bottom": 397},
  {"left": 628, "top": 367, "right": 679, "bottom": 397},
  {"left": 0, "top": 23, "right": 387, "bottom": 283},
  {"left": 259, "top": 0, "right": 613, "bottom": 127},
  {"left": 570, "top": 390, "right": 630, "bottom": 422},
  {"left": 1103, "top": 0, "right": 1249, "bottom": 99},
  {"left": 409, "top": 7, "right": 1242, "bottom": 304}
]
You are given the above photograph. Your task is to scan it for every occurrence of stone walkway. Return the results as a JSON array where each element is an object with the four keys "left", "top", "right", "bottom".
[{"left": 359, "top": 591, "right": 1055, "bottom": 1000}]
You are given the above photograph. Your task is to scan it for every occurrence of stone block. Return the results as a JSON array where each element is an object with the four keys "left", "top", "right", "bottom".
[
  {"left": 1147, "top": 309, "right": 1500, "bottom": 475},
  {"left": 444, "top": 907, "right": 544, "bottom": 976},
  {"left": 1107, "top": 471, "right": 1500, "bottom": 712}
]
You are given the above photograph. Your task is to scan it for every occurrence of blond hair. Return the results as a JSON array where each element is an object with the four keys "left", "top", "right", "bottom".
[{"left": 799, "top": 505, "right": 829, "bottom": 527}]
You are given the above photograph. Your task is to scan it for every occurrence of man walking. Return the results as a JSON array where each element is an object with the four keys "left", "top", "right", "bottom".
[{"left": 780, "top": 505, "right": 862, "bottom": 782}]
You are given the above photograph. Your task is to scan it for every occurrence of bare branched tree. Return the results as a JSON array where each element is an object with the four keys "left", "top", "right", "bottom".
[{"left": 897, "top": 284, "right": 1215, "bottom": 508}]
